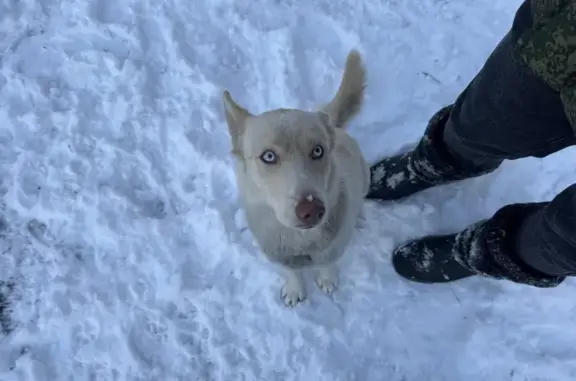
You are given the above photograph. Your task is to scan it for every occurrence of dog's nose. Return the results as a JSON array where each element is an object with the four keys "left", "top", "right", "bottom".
[{"left": 295, "top": 196, "right": 326, "bottom": 227}]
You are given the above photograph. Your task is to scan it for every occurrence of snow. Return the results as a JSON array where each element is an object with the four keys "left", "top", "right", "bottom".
[{"left": 1, "top": 0, "right": 576, "bottom": 380}]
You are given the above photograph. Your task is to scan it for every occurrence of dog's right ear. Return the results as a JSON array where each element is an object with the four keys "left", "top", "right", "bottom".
[{"left": 222, "top": 90, "right": 253, "bottom": 151}]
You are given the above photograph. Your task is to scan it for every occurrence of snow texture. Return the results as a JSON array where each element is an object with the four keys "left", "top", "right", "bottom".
[{"left": 1, "top": 0, "right": 576, "bottom": 380}]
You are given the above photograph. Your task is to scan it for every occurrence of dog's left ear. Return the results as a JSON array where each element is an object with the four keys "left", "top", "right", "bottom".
[
  {"left": 321, "top": 49, "right": 366, "bottom": 129},
  {"left": 222, "top": 90, "right": 253, "bottom": 150}
]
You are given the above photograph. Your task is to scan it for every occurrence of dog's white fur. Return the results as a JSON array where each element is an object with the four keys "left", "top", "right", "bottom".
[{"left": 222, "top": 49, "right": 370, "bottom": 307}]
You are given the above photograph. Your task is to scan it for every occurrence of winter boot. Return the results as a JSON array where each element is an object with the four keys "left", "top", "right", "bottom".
[
  {"left": 392, "top": 203, "right": 566, "bottom": 287},
  {"left": 366, "top": 105, "right": 495, "bottom": 201}
]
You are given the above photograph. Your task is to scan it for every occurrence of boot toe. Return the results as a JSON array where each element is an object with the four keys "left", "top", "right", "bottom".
[
  {"left": 392, "top": 235, "right": 475, "bottom": 284},
  {"left": 366, "top": 153, "right": 432, "bottom": 201}
]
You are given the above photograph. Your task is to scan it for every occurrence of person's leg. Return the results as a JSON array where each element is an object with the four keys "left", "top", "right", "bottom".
[
  {"left": 367, "top": 0, "right": 575, "bottom": 201},
  {"left": 379, "top": 0, "right": 576, "bottom": 286},
  {"left": 393, "top": 184, "right": 576, "bottom": 287}
]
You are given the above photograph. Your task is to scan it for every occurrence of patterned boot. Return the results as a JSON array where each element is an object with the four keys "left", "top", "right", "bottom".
[
  {"left": 366, "top": 105, "right": 495, "bottom": 201},
  {"left": 392, "top": 203, "right": 566, "bottom": 287}
]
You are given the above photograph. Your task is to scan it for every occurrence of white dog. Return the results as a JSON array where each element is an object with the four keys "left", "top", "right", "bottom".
[{"left": 222, "top": 49, "right": 370, "bottom": 307}]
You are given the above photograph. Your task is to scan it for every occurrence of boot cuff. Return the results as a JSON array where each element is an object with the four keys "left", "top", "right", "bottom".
[{"left": 454, "top": 204, "right": 565, "bottom": 288}]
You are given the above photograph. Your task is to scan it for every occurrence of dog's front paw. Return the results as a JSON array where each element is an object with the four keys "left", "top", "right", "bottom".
[
  {"left": 316, "top": 267, "right": 339, "bottom": 294},
  {"left": 281, "top": 280, "right": 306, "bottom": 307},
  {"left": 317, "top": 276, "right": 338, "bottom": 294}
]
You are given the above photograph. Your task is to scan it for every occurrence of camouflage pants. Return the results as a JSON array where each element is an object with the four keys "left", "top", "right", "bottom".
[{"left": 439, "top": 0, "right": 576, "bottom": 276}]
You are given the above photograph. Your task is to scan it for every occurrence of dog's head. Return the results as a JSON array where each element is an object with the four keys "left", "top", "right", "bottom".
[
  {"left": 223, "top": 105, "right": 337, "bottom": 229},
  {"left": 222, "top": 49, "right": 366, "bottom": 230}
]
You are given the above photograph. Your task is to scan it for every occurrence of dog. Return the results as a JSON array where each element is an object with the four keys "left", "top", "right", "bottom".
[{"left": 222, "top": 49, "right": 370, "bottom": 307}]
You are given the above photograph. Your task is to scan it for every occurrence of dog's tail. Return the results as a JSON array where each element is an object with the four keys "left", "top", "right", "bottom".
[{"left": 321, "top": 49, "right": 366, "bottom": 129}]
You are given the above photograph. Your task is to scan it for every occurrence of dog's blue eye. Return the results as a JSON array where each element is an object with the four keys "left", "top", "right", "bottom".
[
  {"left": 260, "top": 150, "right": 277, "bottom": 164},
  {"left": 311, "top": 145, "right": 324, "bottom": 160}
]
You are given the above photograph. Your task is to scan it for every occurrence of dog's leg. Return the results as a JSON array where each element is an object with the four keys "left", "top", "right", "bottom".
[
  {"left": 316, "top": 263, "right": 339, "bottom": 295},
  {"left": 280, "top": 269, "right": 306, "bottom": 307},
  {"left": 356, "top": 207, "right": 367, "bottom": 229}
]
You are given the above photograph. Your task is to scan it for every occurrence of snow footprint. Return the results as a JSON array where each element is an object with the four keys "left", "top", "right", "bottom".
[
  {"left": 127, "top": 311, "right": 178, "bottom": 369},
  {"left": 17, "top": 158, "right": 48, "bottom": 209},
  {"left": 165, "top": 302, "right": 216, "bottom": 378},
  {"left": 71, "top": 317, "right": 101, "bottom": 353}
]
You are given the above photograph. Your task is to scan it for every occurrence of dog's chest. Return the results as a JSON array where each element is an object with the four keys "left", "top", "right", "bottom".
[
  {"left": 268, "top": 216, "right": 344, "bottom": 268},
  {"left": 282, "top": 219, "right": 340, "bottom": 253}
]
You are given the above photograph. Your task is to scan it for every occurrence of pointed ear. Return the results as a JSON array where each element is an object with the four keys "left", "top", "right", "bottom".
[
  {"left": 320, "top": 49, "right": 366, "bottom": 129},
  {"left": 222, "top": 90, "right": 253, "bottom": 151}
]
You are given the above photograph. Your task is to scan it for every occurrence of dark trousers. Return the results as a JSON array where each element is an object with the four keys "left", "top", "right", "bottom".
[{"left": 441, "top": 0, "right": 576, "bottom": 276}]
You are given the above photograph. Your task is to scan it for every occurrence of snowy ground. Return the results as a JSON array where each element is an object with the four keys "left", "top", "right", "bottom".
[{"left": 1, "top": 0, "right": 576, "bottom": 380}]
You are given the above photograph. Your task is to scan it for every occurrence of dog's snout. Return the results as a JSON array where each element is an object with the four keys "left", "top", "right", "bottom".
[{"left": 295, "top": 196, "right": 325, "bottom": 228}]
